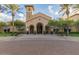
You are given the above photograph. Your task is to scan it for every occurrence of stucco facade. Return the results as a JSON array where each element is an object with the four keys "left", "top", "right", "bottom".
[
  {"left": 26, "top": 13, "right": 51, "bottom": 33},
  {"left": 25, "top": 5, "right": 51, "bottom": 33},
  {"left": 70, "top": 14, "right": 79, "bottom": 21}
]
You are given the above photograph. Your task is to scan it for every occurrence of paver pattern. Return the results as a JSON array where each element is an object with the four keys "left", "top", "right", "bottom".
[{"left": 0, "top": 34, "right": 79, "bottom": 55}]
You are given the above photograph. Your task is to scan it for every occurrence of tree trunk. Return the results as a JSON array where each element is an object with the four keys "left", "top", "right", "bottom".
[
  {"left": 66, "top": 8, "right": 69, "bottom": 20},
  {"left": 12, "top": 13, "right": 15, "bottom": 32},
  {"left": 66, "top": 9, "right": 70, "bottom": 35}
]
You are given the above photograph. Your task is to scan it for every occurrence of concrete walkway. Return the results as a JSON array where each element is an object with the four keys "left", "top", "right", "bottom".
[{"left": 0, "top": 34, "right": 79, "bottom": 42}]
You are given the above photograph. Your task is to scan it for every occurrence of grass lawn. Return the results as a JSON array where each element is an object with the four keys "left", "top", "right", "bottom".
[
  {"left": 69, "top": 32, "right": 79, "bottom": 37},
  {"left": 56, "top": 32, "right": 79, "bottom": 37},
  {"left": 0, "top": 32, "right": 18, "bottom": 36},
  {"left": 70, "top": 34, "right": 79, "bottom": 37},
  {"left": 0, "top": 32, "right": 79, "bottom": 37}
]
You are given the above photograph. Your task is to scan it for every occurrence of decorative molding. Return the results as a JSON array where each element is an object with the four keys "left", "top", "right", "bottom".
[{"left": 26, "top": 16, "right": 50, "bottom": 22}]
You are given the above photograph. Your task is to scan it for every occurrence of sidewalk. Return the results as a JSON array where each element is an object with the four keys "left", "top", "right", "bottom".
[{"left": 0, "top": 34, "right": 79, "bottom": 42}]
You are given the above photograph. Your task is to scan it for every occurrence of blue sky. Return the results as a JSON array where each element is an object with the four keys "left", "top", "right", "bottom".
[
  {"left": 33, "top": 4, "right": 61, "bottom": 19},
  {"left": 19, "top": 4, "right": 61, "bottom": 19},
  {"left": 0, "top": 4, "right": 62, "bottom": 22}
]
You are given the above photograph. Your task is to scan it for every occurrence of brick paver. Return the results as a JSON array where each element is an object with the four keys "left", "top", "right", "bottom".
[{"left": 0, "top": 34, "right": 79, "bottom": 55}]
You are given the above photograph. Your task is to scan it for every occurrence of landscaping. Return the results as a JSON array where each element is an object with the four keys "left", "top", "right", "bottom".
[
  {"left": 0, "top": 32, "right": 79, "bottom": 37},
  {"left": 0, "top": 32, "right": 19, "bottom": 36},
  {"left": 69, "top": 32, "right": 79, "bottom": 37}
]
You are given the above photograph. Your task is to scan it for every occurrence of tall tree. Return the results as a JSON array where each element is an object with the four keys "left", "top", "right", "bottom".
[
  {"left": 6, "top": 4, "right": 19, "bottom": 32},
  {"left": 59, "top": 4, "right": 71, "bottom": 20},
  {"left": 72, "top": 4, "right": 79, "bottom": 13},
  {"left": 59, "top": 4, "right": 74, "bottom": 35}
]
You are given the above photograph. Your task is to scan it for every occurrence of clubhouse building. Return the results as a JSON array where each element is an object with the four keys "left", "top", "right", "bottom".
[
  {"left": 25, "top": 5, "right": 52, "bottom": 34},
  {"left": 1, "top": 5, "right": 79, "bottom": 33}
]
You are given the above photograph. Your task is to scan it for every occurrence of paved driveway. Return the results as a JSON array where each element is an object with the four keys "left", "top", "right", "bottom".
[{"left": 0, "top": 34, "right": 79, "bottom": 55}]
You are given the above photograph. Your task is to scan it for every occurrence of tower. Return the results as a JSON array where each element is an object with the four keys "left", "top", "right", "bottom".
[{"left": 25, "top": 5, "right": 34, "bottom": 20}]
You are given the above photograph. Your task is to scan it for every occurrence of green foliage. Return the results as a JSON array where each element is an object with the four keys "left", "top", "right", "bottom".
[
  {"left": 58, "top": 19, "right": 65, "bottom": 27},
  {"left": 0, "top": 22, "right": 7, "bottom": 31},
  {"left": 8, "top": 20, "right": 26, "bottom": 31},
  {"left": 64, "top": 19, "right": 74, "bottom": 26},
  {"left": 48, "top": 19, "right": 74, "bottom": 28},
  {"left": 5, "top": 4, "right": 20, "bottom": 32},
  {"left": 75, "top": 19, "right": 79, "bottom": 31},
  {"left": 75, "top": 19, "right": 79, "bottom": 26},
  {"left": 0, "top": 32, "right": 18, "bottom": 36},
  {"left": 69, "top": 32, "right": 79, "bottom": 37},
  {"left": 48, "top": 19, "right": 64, "bottom": 27},
  {"left": 48, "top": 20, "right": 56, "bottom": 26},
  {"left": 59, "top": 4, "right": 72, "bottom": 18},
  {"left": 14, "top": 20, "right": 25, "bottom": 26},
  {"left": 48, "top": 19, "right": 59, "bottom": 27},
  {"left": 0, "top": 21, "right": 6, "bottom": 27},
  {"left": 14, "top": 20, "right": 25, "bottom": 31},
  {"left": 6, "top": 4, "right": 19, "bottom": 14},
  {"left": 72, "top": 4, "right": 79, "bottom": 13}
]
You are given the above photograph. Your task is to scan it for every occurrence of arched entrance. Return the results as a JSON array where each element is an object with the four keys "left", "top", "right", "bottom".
[
  {"left": 37, "top": 23, "right": 43, "bottom": 34},
  {"left": 29, "top": 25, "right": 34, "bottom": 34}
]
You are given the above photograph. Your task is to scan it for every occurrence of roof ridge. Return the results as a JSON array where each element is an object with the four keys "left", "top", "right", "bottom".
[{"left": 27, "top": 13, "right": 51, "bottom": 20}]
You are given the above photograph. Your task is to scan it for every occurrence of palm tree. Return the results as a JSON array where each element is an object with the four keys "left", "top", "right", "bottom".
[
  {"left": 59, "top": 4, "right": 72, "bottom": 20},
  {"left": 0, "top": 5, "right": 9, "bottom": 31},
  {"left": 59, "top": 4, "right": 73, "bottom": 35},
  {"left": 72, "top": 4, "right": 79, "bottom": 13},
  {"left": 72, "top": 5, "right": 79, "bottom": 32},
  {"left": 6, "top": 4, "right": 19, "bottom": 32}
]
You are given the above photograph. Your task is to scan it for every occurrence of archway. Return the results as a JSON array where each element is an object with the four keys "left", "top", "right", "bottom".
[
  {"left": 29, "top": 25, "right": 34, "bottom": 34},
  {"left": 37, "top": 23, "right": 43, "bottom": 34}
]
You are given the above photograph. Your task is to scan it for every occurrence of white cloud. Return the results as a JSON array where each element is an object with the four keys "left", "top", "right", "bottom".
[
  {"left": 48, "top": 5, "right": 54, "bottom": 19},
  {"left": 17, "top": 13, "right": 24, "bottom": 17},
  {"left": 48, "top": 5, "right": 54, "bottom": 14},
  {"left": 55, "top": 11, "right": 58, "bottom": 15},
  {"left": 0, "top": 13, "right": 12, "bottom": 22},
  {"left": 16, "top": 13, "right": 26, "bottom": 22},
  {"left": 0, "top": 13, "right": 26, "bottom": 22},
  {"left": 48, "top": 5, "right": 60, "bottom": 19},
  {"left": 15, "top": 17, "right": 26, "bottom": 22}
]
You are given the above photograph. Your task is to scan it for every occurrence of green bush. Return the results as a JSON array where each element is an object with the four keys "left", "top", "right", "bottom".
[{"left": 0, "top": 32, "right": 19, "bottom": 36}]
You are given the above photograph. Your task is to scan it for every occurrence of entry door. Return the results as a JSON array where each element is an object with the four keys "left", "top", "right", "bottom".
[{"left": 37, "top": 23, "right": 43, "bottom": 34}]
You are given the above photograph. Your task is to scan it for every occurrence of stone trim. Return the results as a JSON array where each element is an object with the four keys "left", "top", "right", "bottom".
[{"left": 26, "top": 16, "right": 51, "bottom": 22}]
